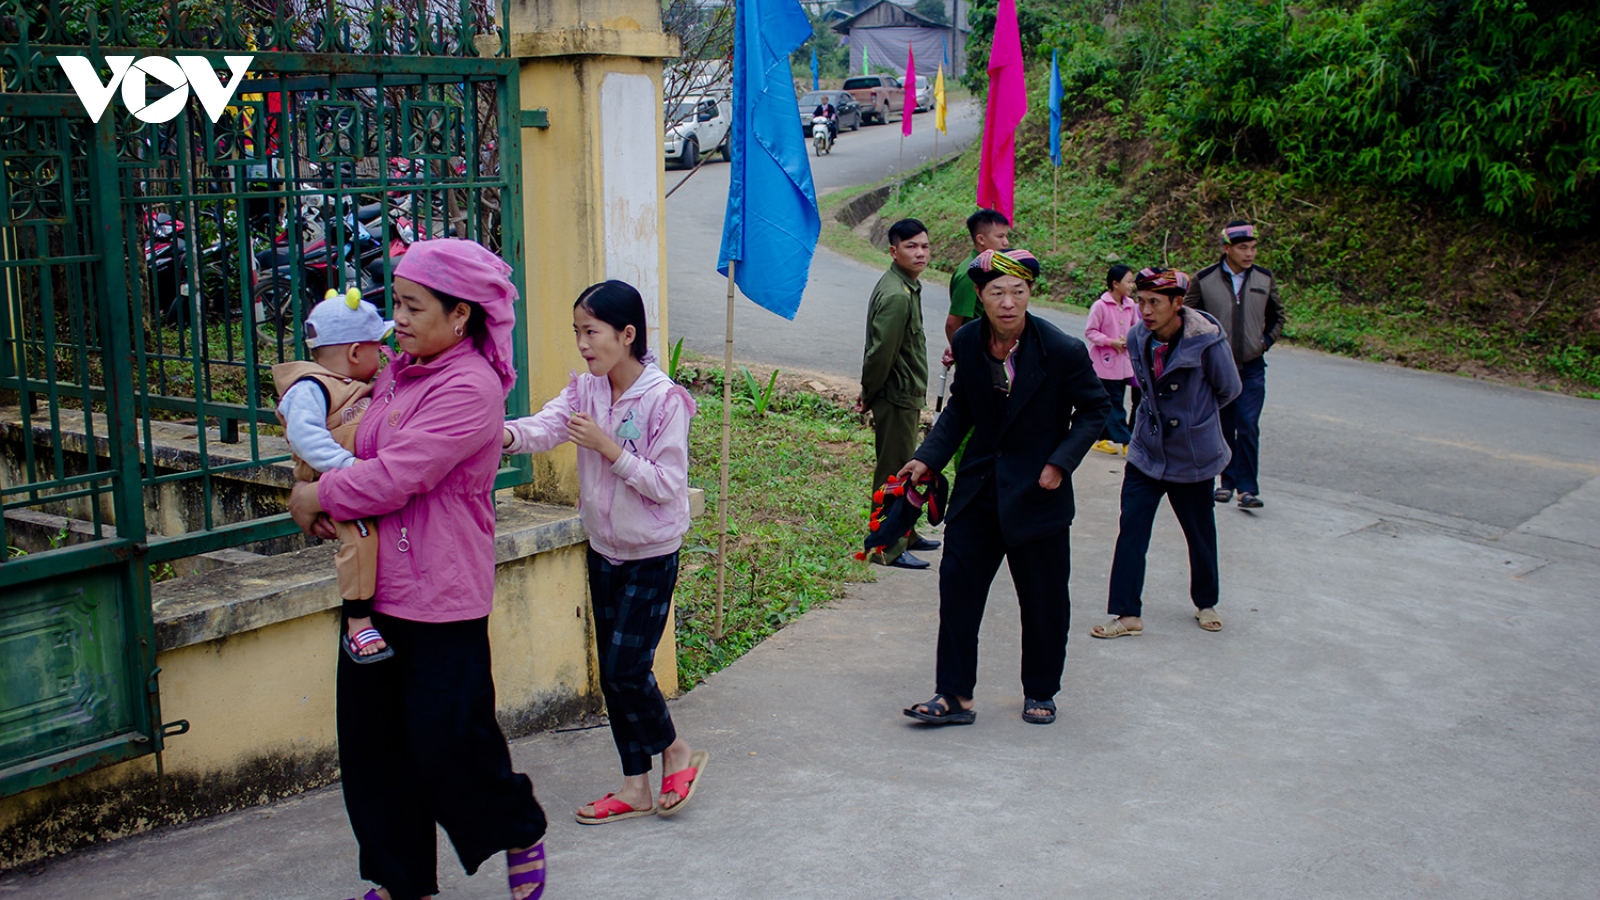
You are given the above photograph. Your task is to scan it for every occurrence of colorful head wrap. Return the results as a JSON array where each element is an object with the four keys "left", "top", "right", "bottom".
[
  {"left": 1221, "top": 223, "right": 1258, "bottom": 245},
  {"left": 1134, "top": 266, "right": 1189, "bottom": 296},
  {"left": 393, "top": 239, "right": 519, "bottom": 396},
  {"left": 968, "top": 248, "right": 1040, "bottom": 287}
]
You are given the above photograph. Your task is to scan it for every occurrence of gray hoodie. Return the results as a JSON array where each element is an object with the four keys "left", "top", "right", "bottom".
[{"left": 1127, "top": 307, "right": 1243, "bottom": 483}]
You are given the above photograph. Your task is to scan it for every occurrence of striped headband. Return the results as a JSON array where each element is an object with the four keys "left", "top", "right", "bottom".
[
  {"left": 1221, "top": 223, "right": 1257, "bottom": 245},
  {"left": 970, "top": 248, "right": 1040, "bottom": 284},
  {"left": 1135, "top": 266, "right": 1189, "bottom": 296}
]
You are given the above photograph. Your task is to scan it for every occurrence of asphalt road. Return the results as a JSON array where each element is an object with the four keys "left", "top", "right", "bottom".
[{"left": 664, "top": 99, "right": 1600, "bottom": 535}]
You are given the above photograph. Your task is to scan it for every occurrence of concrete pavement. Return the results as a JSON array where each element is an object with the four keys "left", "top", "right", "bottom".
[{"left": 6, "top": 456, "right": 1597, "bottom": 898}]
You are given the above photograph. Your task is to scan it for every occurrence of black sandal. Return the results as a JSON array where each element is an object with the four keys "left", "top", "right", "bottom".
[
  {"left": 903, "top": 693, "right": 975, "bottom": 726},
  {"left": 1022, "top": 697, "right": 1056, "bottom": 725}
]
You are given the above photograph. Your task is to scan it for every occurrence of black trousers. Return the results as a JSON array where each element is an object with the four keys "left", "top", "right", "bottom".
[
  {"left": 871, "top": 398, "right": 924, "bottom": 559},
  {"left": 936, "top": 482, "right": 1072, "bottom": 701},
  {"left": 1106, "top": 464, "right": 1220, "bottom": 617},
  {"left": 588, "top": 548, "right": 680, "bottom": 776},
  {"left": 338, "top": 613, "right": 547, "bottom": 900}
]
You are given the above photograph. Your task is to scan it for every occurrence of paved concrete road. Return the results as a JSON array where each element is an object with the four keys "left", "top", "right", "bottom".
[{"left": 8, "top": 465, "right": 1597, "bottom": 899}]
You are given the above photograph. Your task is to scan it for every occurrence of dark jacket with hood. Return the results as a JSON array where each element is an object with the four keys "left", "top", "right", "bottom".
[
  {"left": 1127, "top": 307, "right": 1243, "bottom": 483},
  {"left": 913, "top": 312, "right": 1110, "bottom": 545}
]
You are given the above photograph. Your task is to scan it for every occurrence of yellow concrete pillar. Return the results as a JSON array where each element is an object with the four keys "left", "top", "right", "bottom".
[{"left": 504, "top": 0, "right": 680, "bottom": 505}]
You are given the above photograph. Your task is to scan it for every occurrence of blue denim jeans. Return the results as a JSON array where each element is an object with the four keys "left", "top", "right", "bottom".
[{"left": 1220, "top": 356, "right": 1267, "bottom": 494}]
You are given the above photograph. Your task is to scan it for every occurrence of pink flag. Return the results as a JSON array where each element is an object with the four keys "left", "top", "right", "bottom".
[
  {"left": 903, "top": 45, "right": 915, "bottom": 137},
  {"left": 976, "top": 0, "right": 1027, "bottom": 220}
]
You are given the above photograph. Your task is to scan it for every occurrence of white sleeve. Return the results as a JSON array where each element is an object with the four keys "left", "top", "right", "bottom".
[{"left": 280, "top": 380, "right": 357, "bottom": 473}]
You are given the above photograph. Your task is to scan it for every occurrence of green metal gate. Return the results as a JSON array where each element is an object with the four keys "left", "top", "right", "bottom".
[{"left": 0, "top": 0, "right": 528, "bottom": 798}]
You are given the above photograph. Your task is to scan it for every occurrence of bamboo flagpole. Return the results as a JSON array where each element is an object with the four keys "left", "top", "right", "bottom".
[
  {"left": 713, "top": 0, "right": 819, "bottom": 643},
  {"left": 715, "top": 260, "right": 736, "bottom": 640},
  {"left": 1053, "top": 168, "right": 1059, "bottom": 253}
]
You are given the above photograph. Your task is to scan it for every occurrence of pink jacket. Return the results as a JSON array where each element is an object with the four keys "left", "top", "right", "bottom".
[
  {"left": 318, "top": 340, "right": 507, "bottom": 623},
  {"left": 1085, "top": 291, "right": 1138, "bottom": 380},
  {"left": 506, "top": 363, "right": 696, "bottom": 561}
]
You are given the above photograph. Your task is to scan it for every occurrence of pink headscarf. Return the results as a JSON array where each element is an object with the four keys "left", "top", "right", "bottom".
[{"left": 393, "top": 239, "right": 518, "bottom": 395}]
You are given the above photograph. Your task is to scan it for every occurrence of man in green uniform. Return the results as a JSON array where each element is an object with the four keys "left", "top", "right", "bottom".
[
  {"left": 943, "top": 209, "right": 1012, "bottom": 362},
  {"left": 860, "top": 218, "right": 938, "bottom": 569}
]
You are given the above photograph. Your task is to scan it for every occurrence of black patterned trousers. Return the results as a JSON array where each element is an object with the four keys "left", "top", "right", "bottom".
[{"left": 588, "top": 547, "right": 681, "bottom": 776}]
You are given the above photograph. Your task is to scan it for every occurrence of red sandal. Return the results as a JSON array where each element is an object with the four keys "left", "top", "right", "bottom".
[
  {"left": 657, "top": 749, "right": 709, "bottom": 818},
  {"left": 574, "top": 792, "right": 655, "bottom": 825}
]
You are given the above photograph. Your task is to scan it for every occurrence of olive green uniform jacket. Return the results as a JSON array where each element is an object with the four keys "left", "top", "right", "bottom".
[{"left": 860, "top": 263, "right": 928, "bottom": 410}]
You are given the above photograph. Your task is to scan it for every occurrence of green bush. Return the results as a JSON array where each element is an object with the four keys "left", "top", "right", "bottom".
[{"left": 1035, "top": 0, "right": 1600, "bottom": 230}]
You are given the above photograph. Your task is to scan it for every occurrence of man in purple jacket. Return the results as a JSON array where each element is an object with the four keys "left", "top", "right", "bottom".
[{"left": 1091, "top": 267, "right": 1242, "bottom": 639}]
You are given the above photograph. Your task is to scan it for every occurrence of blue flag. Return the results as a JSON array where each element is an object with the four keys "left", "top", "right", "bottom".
[
  {"left": 717, "top": 0, "right": 819, "bottom": 320},
  {"left": 811, "top": 46, "right": 819, "bottom": 90},
  {"left": 1049, "top": 48, "right": 1064, "bottom": 167}
]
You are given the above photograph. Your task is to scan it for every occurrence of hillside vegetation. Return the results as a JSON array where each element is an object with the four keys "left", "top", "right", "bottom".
[{"left": 884, "top": 0, "right": 1600, "bottom": 393}]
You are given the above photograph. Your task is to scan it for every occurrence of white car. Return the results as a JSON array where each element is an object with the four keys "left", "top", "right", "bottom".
[
  {"left": 664, "top": 95, "right": 732, "bottom": 169},
  {"left": 913, "top": 75, "right": 933, "bottom": 112}
]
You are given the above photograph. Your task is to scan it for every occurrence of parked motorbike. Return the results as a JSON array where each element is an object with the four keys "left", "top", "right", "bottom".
[
  {"left": 144, "top": 211, "right": 261, "bottom": 330},
  {"left": 812, "top": 115, "right": 834, "bottom": 156},
  {"left": 253, "top": 202, "right": 414, "bottom": 347}
]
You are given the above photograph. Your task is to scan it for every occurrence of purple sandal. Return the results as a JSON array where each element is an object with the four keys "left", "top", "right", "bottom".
[
  {"left": 506, "top": 840, "right": 546, "bottom": 899},
  {"left": 343, "top": 890, "right": 383, "bottom": 900}
]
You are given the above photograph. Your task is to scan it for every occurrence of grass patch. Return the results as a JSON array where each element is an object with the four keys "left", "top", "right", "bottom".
[{"left": 673, "top": 365, "right": 875, "bottom": 688}]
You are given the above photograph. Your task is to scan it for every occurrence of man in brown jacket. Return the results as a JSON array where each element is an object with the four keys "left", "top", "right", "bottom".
[{"left": 1185, "top": 220, "right": 1285, "bottom": 509}]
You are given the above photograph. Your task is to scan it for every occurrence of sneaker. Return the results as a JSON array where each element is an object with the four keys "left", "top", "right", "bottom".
[
  {"left": 1237, "top": 492, "right": 1263, "bottom": 509},
  {"left": 1092, "top": 440, "right": 1120, "bottom": 455}
]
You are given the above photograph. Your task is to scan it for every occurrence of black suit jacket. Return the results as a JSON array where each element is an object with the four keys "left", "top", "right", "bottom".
[{"left": 913, "top": 313, "right": 1111, "bottom": 545}]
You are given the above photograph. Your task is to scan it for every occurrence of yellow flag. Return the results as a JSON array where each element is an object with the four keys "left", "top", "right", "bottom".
[{"left": 934, "top": 65, "right": 947, "bottom": 134}]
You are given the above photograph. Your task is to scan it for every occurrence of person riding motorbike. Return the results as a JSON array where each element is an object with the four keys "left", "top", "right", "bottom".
[{"left": 812, "top": 101, "right": 839, "bottom": 141}]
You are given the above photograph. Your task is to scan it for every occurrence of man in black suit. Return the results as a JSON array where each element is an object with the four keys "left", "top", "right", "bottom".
[{"left": 899, "top": 249, "right": 1110, "bottom": 727}]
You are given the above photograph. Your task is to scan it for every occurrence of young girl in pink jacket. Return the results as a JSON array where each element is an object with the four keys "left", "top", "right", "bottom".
[
  {"left": 1085, "top": 264, "right": 1140, "bottom": 454},
  {"left": 503, "top": 280, "right": 707, "bottom": 825}
]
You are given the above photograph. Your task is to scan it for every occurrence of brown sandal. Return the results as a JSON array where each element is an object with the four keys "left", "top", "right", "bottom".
[{"left": 1090, "top": 618, "right": 1143, "bottom": 639}]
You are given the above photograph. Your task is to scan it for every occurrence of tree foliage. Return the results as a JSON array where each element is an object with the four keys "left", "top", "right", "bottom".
[
  {"left": 791, "top": 9, "right": 851, "bottom": 85},
  {"left": 914, "top": 0, "right": 950, "bottom": 25},
  {"left": 1035, "top": 0, "right": 1600, "bottom": 229},
  {"left": 961, "top": 0, "right": 1051, "bottom": 90}
]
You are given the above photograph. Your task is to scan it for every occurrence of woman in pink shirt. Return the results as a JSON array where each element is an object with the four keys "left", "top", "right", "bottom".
[
  {"left": 504, "top": 281, "right": 707, "bottom": 825},
  {"left": 288, "top": 240, "right": 546, "bottom": 900},
  {"left": 1084, "top": 264, "right": 1139, "bottom": 454}
]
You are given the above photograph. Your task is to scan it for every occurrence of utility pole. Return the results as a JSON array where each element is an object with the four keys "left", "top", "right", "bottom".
[{"left": 950, "top": 0, "right": 960, "bottom": 80}]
